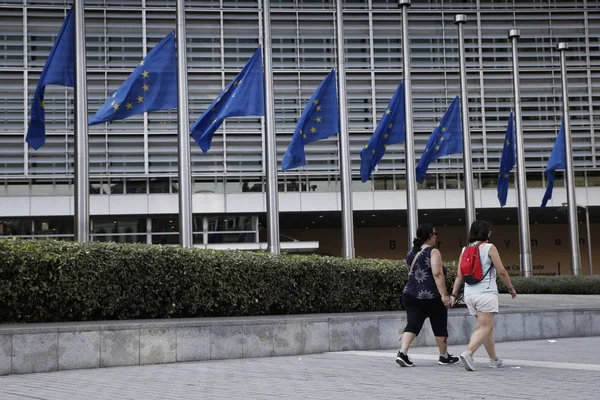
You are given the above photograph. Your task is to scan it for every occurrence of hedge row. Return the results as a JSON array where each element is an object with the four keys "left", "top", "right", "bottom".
[
  {"left": 1, "top": 239, "right": 598, "bottom": 324},
  {"left": 0, "top": 239, "right": 418, "bottom": 323}
]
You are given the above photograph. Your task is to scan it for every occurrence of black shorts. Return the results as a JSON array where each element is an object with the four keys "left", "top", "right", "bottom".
[{"left": 402, "top": 292, "right": 449, "bottom": 337}]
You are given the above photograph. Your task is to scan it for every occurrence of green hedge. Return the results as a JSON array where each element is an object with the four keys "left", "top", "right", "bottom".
[
  {"left": 0, "top": 238, "right": 417, "bottom": 323},
  {"left": 498, "top": 276, "right": 600, "bottom": 294},
  {"left": 1, "top": 238, "right": 598, "bottom": 324}
]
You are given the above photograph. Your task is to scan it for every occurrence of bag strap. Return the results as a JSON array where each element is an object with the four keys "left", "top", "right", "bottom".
[{"left": 409, "top": 247, "right": 426, "bottom": 274}]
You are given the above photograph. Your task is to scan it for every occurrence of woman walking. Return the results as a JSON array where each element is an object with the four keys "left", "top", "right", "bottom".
[
  {"left": 396, "top": 223, "right": 459, "bottom": 367},
  {"left": 450, "top": 220, "right": 517, "bottom": 371}
]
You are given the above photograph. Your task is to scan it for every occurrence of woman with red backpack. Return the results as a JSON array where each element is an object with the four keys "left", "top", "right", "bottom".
[{"left": 450, "top": 220, "right": 517, "bottom": 371}]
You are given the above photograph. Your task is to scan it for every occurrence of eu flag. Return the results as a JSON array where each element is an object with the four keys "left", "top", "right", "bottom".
[
  {"left": 190, "top": 47, "right": 264, "bottom": 153},
  {"left": 415, "top": 96, "right": 462, "bottom": 184},
  {"left": 497, "top": 111, "right": 516, "bottom": 207},
  {"left": 282, "top": 70, "right": 339, "bottom": 171},
  {"left": 88, "top": 31, "right": 177, "bottom": 125},
  {"left": 360, "top": 81, "right": 405, "bottom": 182},
  {"left": 26, "top": 7, "right": 75, "bottom": 150},
  {"left": 541, "top": 121, "right": 566, "bottom": 208}
]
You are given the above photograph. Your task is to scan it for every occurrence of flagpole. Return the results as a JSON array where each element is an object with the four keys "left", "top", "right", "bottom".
[
  {"left": 74, "top": 0, "right": 89, "bottom": 243},
  {"left": 558, "top": 42, "right": 582, "bottom": 276},
  {"left": 262, "top": 0, "right": 281, "bottom": 255},
  {"left": 335, "top": 0, "right": 355, "bottom": 259},
  {"left": 399, "top": 0, "right": 418, "bottom": 249},
  {"left": 508, "top": 29, "right": 533, "bottom": 278},
  {"left": 176, "top": 0, "right": 193, "bottom": 247},
  {"left": 455, "top": 14, "right": 476, "bottom": 238}
]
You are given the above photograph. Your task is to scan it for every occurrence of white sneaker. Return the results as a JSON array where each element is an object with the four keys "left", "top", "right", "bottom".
[
  {"left": 489, "top": 357, "right": 504, "bottom": 368},
  {"left": 460, "top": 351, "right": 476, "bottom": 371}
]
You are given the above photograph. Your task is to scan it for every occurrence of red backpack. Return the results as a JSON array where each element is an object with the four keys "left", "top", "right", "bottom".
[{"left": 459, "top": 242, "right": 492, "bottom": 285}]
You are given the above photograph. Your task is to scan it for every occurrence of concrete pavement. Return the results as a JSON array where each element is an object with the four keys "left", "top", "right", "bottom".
[{"left": 0, "top": 336, "right": 598, "bottom": 399}]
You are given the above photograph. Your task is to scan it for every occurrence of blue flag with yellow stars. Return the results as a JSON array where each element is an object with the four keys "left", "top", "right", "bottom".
[
  {"left": 541, "top": 121, "right": 566, "bottom": 208},
  {"left": 88, "top": 31, "right": 177, "bottom": 126},
  {"left": 26, "top": 7, "right": 75, "bottom": 150},
  {"left": 282, "top": 70, "right": 339, "bottom": 171},
  {"left": 415, "top": 96, "right": 462, "bottom": 184},
  {"left": 360, "top": 82, "right": 405, "bottom": 182},
  {"left": 190, "top": 47, "right": 264, "bottom": 153},
  {"left": 497, "top": 111, "right": 516, "bottom": 207}
]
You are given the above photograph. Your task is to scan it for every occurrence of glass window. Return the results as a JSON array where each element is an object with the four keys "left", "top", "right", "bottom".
[
  {"left": 208, "top": 232, "right": 256, "bottom": 244},
  {"left": 587, "top": 171, "right": 600, "bottom": 187},
  {"left": 151, "top": 234, "right": 179, "bottom": 245},
  {"left": 92, "top": 218, "right": 146, "bottom": 235},
  {"left": 152, "top": 216, "right": 179, "bottom": 233},
  {"left": 574, "top": 171, "right": 585, "bottom": 187},
  {"left": 90, "top": 179, "right": 110, "bottom": 195},
  {"left": 0, "top": 219, "right": 32, "bottom": 236},
  {"left": 374, "top": 176, "right": 393, "bottom": 191},
  {"left": 55, "top": 180, "right": 73, "bottom": 196},
  {"left": 207, "top": 216, "right": 255, "bottom": 232},
  {"left": 33, "top": 218, "right": 73, "bottom": 235},
  {"left": 109, "top": 179, "right": 125, "bottom": 194},
  {"left": 31, "top": 180, "right": 54, "bottom": 196},
  {"left": 6, "top": 181, "right": 29, "bottom": 196},
  {"left": 526, "top": 172, "right": 544, "bottom": 188},
  {"left": 149, "top": 178, "right": 170, "bottom": 194},
  {"left": 241, "top": 177, "right": 264, "bottom": 192},
  {"left": 445, "top": 174, "right": 459, "bottom": 189},
  {"left": 417, "top": 174, "right": 437, "bottom": 190},
  {"left": 226, "top": 177, "right": 242, "bottom": 193},
  {"left": 126, "top": 179, "right": 147, "bottom": 194},
  {"left": 352, "top": 177, "right": 372, "bottom": 192}
]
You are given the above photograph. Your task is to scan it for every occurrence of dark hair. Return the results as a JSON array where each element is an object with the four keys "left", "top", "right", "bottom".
[
  {"left": 468, "top": 220, "right": 492, "bottom": 243},
  {"left": 411, "top": 223, "right": 435, "bottom": 253}
]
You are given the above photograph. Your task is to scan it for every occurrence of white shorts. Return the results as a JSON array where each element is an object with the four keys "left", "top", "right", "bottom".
[{"left": 464, "top": 293, "right": 499, "bottom": 315}]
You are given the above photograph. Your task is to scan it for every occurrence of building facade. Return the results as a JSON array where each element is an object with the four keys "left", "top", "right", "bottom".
[{"left": 0, "top": 0, "right": 599, "bottom": 272}]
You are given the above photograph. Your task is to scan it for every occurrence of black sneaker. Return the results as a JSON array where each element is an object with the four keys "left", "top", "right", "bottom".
[
  {"left": 438, "top": 354, "right": 460, "bottom": 365},
  {"left": 396, "top": 351, "right": 414, "bottom": 367}
]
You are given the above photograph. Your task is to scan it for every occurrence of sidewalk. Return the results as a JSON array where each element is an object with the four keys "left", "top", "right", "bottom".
[{"left": 0, "top": 336, "right": 598, "bottom": 399}]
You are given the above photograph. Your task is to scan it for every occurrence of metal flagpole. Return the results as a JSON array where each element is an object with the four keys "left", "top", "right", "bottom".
[
  {"left": 399, "top": 0, "right": 418, "bottom": 249},
  {"left": 74, "top": 0, "right": 90, "bottom": 243},
  {"left": 335, "top": 0, "right": 355, "bottom": 259},
  {"left": 508, "top": 29, "right": 533, "bottom": 277},
  {"left": 262, "top": 0, "right": 281, "bottom": 255},
  {"left": 176, "top": 0, "right": 193, "bottom": 247},
  {"left": 455, "top": 14, "right": 476, "bottom": 238},
  {"left": 586, "top": 206, "right": 593, "bottom": 275},
  {"left": 558, "top": 42, "right": 581, "bottom": 276}
]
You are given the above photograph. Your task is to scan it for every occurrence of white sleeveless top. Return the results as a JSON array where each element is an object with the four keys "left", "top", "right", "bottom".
[{"left": 462, "top": 242, "right": 498, "bottom": 296}]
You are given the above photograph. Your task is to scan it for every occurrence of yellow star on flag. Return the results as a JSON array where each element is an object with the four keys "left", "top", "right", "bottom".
[
  {"left": 126, "top": 102, "right": 133, "bottom": 109},
  {"left": 441, "top": 127, "right": 446, "bottom": 132},
  {"left": 40, "top": 101, "right": 45, "bottom": 109},
  {"left": 384, "top": 134, "right": 389, "bottom": 139},
  {"left": 440, "top": 137, "right": 444, "bottom": 141},
  {"left": 372, "top": 149, "right": 376, "bottom": 154},
  {"left": 143, "top": 84, "right": 150, "bottom": 92},
  {"left": 435, "top": 145, "right": 440, "bottom": 151},
  {"left": 384, "top": 144, "right": 388, "bottom": 148},
  {"left": 142, "top": 71, "right": 149, "bottom": 78},
  {"left": 313, "top": 100, "right": 319, "bottom": 105},
  {"left": 504, "top": 173, "right": 509, "bottom": 178},
  {"left": 112, "top": 92, "right": 117, "bottom": 98},
  {"left": 139, "top": 60, "right": 144, "bottom": 66},
  {"left": 137, "top": 96, "right": 143, "bottom": 103},
  {"left": 303, "top": 134, "right": 307, "bottom": 139},
  {"left": 310, "top": 127, "right": 317, "bottom": 133},
  {"left": 364, "top": 144, "right": 369, "bottom": 149},
  {"left": 316, "top": 117, "right": 322, "bottom": 123},
  {"left": 506, "top": 139, "right": 510, "bottom": 146},
  {"left": 316, "top": 106, "right": 322, "bottom": 111},
  {"left": 388, "top": 124, "right": 393, "bottom": 129},
  {"left": 111, "top": 101, "right": 115, "bottom": 106},
  {"left": 113, "top": 104, "right": 119, "bottom": 111},
  {"left": 386, "top": 109, "right": 391, "bottom": 115}
]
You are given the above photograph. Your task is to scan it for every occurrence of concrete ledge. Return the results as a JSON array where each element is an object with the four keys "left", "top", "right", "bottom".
[{"left": 1, "top": 295, "right": 600, "bottom": 376}]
